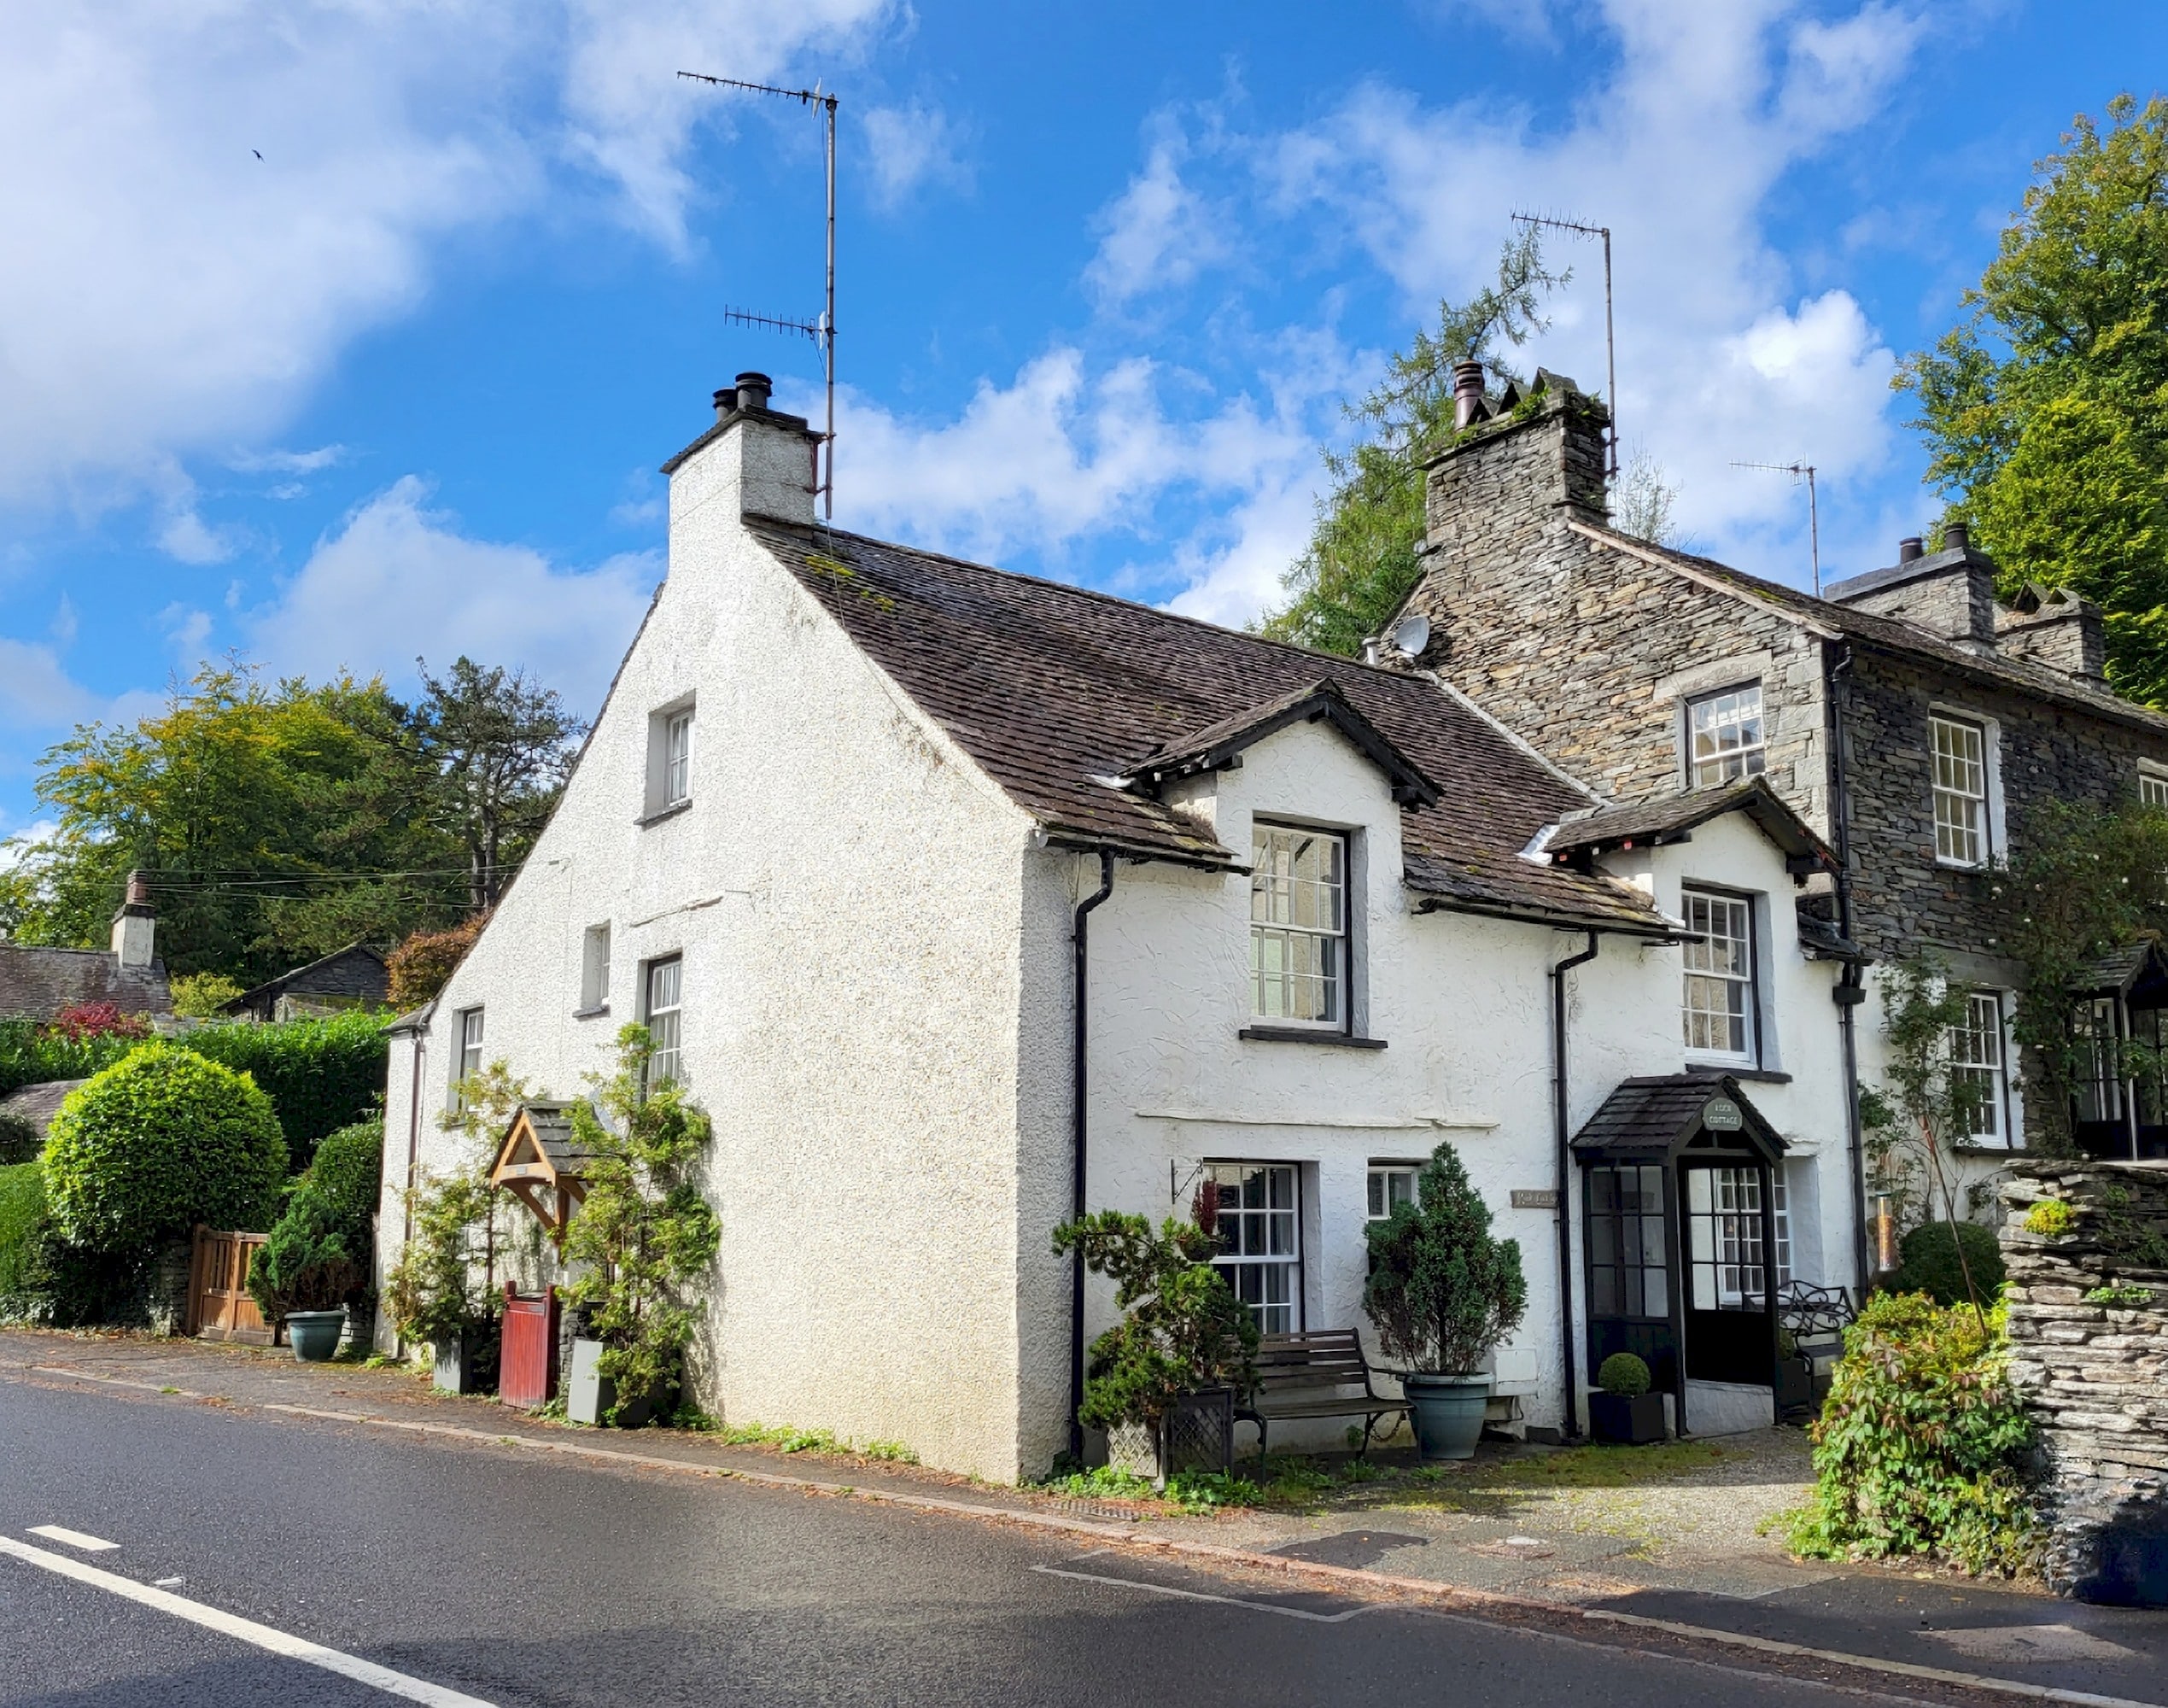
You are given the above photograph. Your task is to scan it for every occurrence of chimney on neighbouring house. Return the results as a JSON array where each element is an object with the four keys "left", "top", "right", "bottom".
[
  {"left": 1996, "top": 582, "right": 2107, "bottom": 682},
  {"left": 111, "top": 869, "right": 155, "bottom": 971},
  {"left": 1452, "top": 360, "right": 1487, "bottom": 431},
  {"left": 1823, "top": 529, "right": 1999, "bottom": 650}
]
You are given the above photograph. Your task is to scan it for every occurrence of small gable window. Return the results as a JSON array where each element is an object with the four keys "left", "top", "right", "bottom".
[
  {"left": 1686, "top": 683, "right": 1765, "bottom": 787},
  {"left": 451, "top": 1005, "right": 485, "bottom": 1111},
  {"left": 643, "top": 699, "right": 695, "bottom": 821},
  {"left": 579, "top": 923, "right": 611, "bottom": 1015},
  {"left": 1250, "top": 824, "right": 1347, "bottom": 1027}
]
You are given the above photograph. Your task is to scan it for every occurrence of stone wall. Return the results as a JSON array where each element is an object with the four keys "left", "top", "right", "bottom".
[{"left": 1999, "top": 1161, "right": 2168, "bottom": 1606}]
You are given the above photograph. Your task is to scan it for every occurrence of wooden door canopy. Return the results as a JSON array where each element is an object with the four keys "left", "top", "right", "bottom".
[{"left": 489, "top": 1102, "right": 595, "bottom": 1239}]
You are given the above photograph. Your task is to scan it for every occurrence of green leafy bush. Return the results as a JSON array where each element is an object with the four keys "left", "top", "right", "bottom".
[
  {"left": 1363, "top": 1140, "right": 1526, "bottom": 1373},
  {"left": 0, "top": 1009, "right": 387, "bottom": 1171},
  {"left": 0, "top": 1109, "right": 40, "bottom": 1165},
  {"left": 1787, "top": 1292, "right": 2040, "bottom": 1576},
  {"left": 0, "top": 1162, "right": 46, "bottom": 1302},
  {"left": 1893, "top": 1220, "right": 2007, "bottom": 1307},
  {"left": 248, "top": 1182, "right": 364, "bottom": 1322},
  {"left": 43, "top": 1044, "right": 287, "bottom": 1252},
  {"left": 169, "top": 972, "right": 245, "bottom": 1018},
  {"left": 1596, "top": 1353, "right": 1651, "bottom": 1397},
  {"left": 562, "top": 1027, "right": 721, "bottom": 1418},
  {"left": 307, "top": 1120, "right": 383, "bottom": 1262},
  {"left": 1052, "top": 1210, "right": 1259, "bottom": 1433},
  {"left": 2025, "top": 1198, "right": 2077, "bottom": 1238}
]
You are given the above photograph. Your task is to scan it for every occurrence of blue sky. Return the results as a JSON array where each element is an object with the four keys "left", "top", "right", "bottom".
[{"left": 2, "top": 1, "right": 2163, "bottom": 846}]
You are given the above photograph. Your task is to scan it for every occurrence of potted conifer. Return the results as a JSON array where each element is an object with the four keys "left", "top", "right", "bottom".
[
  {"left": 247, "top": 1183, "right": 362, "bottom": 1362},
  {"left": 1364, "top": 1142, "right": 1527, "bottom": 1461}
]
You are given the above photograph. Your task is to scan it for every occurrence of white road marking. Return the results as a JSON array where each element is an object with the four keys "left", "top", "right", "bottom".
[
  {"left": 0, "top": 1535, "right": 495, "bottom": 1706},
  {"left": 1031, "top": 1560, "right": 1379, "bottom": 1623},
  {"left": 27, "top": 1525, "right": 117, "bottom": 1553}
]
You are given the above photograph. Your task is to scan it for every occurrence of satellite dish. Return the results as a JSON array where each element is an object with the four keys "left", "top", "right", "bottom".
[{"left": 1393, "top": 612, "right": 1430, "bottom": 656}]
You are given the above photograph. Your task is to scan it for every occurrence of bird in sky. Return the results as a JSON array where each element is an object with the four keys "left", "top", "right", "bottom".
[{"left": 252, "top": 149, "right": 262, "bottom": 159}]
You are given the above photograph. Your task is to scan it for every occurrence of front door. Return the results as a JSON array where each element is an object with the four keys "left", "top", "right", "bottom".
[{"left": 1679, "top": 1161, "right": 1775, "bottom": 1384}]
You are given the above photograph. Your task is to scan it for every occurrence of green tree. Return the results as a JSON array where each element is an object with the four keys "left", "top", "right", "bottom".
[
  {"left": 1260, "top": 232, "right": 1566, "bottom": 653},
  {"left": 1897, "top": 94, "right": 2168, "bottom": 703}
]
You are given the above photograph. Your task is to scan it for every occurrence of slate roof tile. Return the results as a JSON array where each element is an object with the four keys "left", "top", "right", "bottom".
[{"left": 0, "top": 948, "right": 172, "bottom": 1023}]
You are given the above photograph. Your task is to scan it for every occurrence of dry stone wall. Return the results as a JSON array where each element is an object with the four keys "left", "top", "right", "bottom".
[{"left": 1999, "top": 1161, "right": 2168, "bottom": 1606}]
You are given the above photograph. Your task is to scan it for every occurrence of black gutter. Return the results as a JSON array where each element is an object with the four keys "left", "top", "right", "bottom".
[
  {"left": 1550, "top": 930, "right": 1600, "bottom": 1440},
  {"left": 1826, "top": 641, "right": 1873, "bottom": 1299},
  {"left": 1068, "top": 848, "right": 1116, "bottom": 1465}
]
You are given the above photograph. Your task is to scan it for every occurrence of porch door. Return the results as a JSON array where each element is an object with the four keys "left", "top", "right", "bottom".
[{"left": 1679, "top": 1162, "right": 1775, "bottom": 1385}]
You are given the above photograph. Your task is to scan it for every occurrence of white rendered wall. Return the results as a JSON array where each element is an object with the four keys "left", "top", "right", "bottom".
[
  {"left": 377, "top": 410, "right": 1051, "bottom": 1481},
  {"left": 1020, "top": 718, "right": 1857, "bottom": 1460}
]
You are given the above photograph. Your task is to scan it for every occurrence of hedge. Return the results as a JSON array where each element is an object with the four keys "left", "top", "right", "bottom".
[
  {"left": 1894, "top": 1220, "right": 2007, "bottom": 1307},
  {"left": 0, "top": 1007, "right": 389, "bottom": 1172},
  {"left": 0, "top": 1162, "right": 44, "bottom": 1302},
  {"left": 44, "top": 1045, "right": 288, "bottom": 1252}
]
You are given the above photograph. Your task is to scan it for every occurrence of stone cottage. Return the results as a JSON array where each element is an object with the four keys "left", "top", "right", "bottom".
[
  {"left": 0, "top": 870, "right": 171, "bottom": 1025},
  {"left": 376, "top": 374, "right": 1861, "bottom": 1479},
  {"left": 1394, "top": 361, "right": 2168, "bottom": 1289}
]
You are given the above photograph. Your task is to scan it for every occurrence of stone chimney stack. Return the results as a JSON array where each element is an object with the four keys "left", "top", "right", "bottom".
[
  {"left": 1997, "top": 582, "right": 2108, "bottom": 682},
  {"left": 659, "top": 367, "right": 823, "bottom": 527},
  {"left": 111, "top": 869, "right": 155, "bottom": 971},
  {"left": 1824, "top": 529, "right": 2000, "bottom": 652}
]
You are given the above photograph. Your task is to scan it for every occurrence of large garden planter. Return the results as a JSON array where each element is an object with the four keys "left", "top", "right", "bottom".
[
  {"left": 1589, "top": 1390, "right": 1667, "bottom": 1444},
  {"left": 1401, "top": 1372, "right": 1490, "bottom": 1460},
  {"left": 286, "top": 1308, "right": 345, "bottom": 1362},
  {"left": 433, "top": 1324, "right": 500, "bottom": 1395},
  {"left": 1774, "top": 1356, "right": 1814, "bottom": 1414},
  {"left": 565, "top": 1337, "right": 677, "bottom": 1428}
]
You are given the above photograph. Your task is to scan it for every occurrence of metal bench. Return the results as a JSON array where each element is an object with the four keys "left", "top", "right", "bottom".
[{"left": 1232, "top": 1329, "right": 1411, "bottom": 1458}]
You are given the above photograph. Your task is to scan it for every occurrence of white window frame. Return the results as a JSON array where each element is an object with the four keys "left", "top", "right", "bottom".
[
  {"left": 1249, "top": 823, "right": 1349, "bottom": 1030},
  {"left": 1686, "top": 1166, "right": 1776, "bottom": 1310},
  {"left": 2074, "top": 995, "right": 2124, "bottom": 1126},
  {"left": 664, "top": 710, "right": 693, "bottom": 807},
  {"left": 1206, "top": 1161, "right": 1301, "bottom": 1334},
  {"left": 1931, "top": 711, "right": 1994, "bottom": 868},
  {"left": 1680, "top": 886, "right": 1759, "bottom": 1064},
  {"left": 1949, "top": 989, "right": 2013, "bottom": 1147},
  {"left": 1366, "top": 1162, "right": 1420, "bottom": 1222},
  {"left": 642, "top": 698, "right": 696, "bottom": 820},
  {"left": 579, "top": 922, "right": 611, "bottom": 1014},
  {"left": 1685, "top": 681, "right": 1767, "bottom": 788},
  {"left": 451, "top": 1006, "right": 484, "bottom": 1111},
  {"left": 642, "top": 955, "right": 683, "bottom": 1091},
  {"left": 2141, "top": 766, "right": 2168, "bottom": 810}
]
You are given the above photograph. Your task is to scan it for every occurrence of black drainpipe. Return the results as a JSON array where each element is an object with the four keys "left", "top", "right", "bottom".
[
  {"left": 1826, "top": 642, "right": 1873, "bottom": 1299},
  {"left": 1551, "top": 930, "right": 1599, "bottom": 1440},
  {"left": 1068, "top": 848, "right": 1116, "bottom": 1465}
]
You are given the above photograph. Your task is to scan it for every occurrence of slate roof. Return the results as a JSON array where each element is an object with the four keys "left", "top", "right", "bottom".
[
  {"left": 0, "top": 1079, "right": 85, "bottom": 1139},
  {"left": 1575, "top": 522, "right": 2168, "bottom": 738},
  {"left": 1542, "top": 777, "right": 1836, "bottom": 870},
  {"left": 1570, "top": 1073, "right": 1788, "bottom": 1162},
  {"left": 748, "top": 520, "right": 1669, "bottom": 935},
  {"left": 2073, "top": 941, "right": 2168, "bottom": 996},
  {"left": 0, "top": 947, "right": 172, "bottom": 1023},
  {"left": 222, "top": 943, "right": 389, "bottom": 1018}
]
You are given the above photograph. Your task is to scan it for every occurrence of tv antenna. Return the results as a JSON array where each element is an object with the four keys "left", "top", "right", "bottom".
[
  {"left": 1511, "top": 211, "right": 1616, "bottom": 484},
  {"left": 679, "top": 69, "right": 838, "bottom": 521},
  {"left": 1733, "top": 460, "right": 1821, "bottom": 595}
]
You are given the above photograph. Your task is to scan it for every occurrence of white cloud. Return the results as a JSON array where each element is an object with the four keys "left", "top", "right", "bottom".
[
  {"left": 249, "top": 477, "right": 654, "bottom": 710},
  {"left": 227, "top": 445, "right": 347, "bottom": 476},
  {"left": 862, "top": 102, "right": 973, "bottom": 210},
  {"left": 161, "top": 604, "right": 215, "bottom": 665},
  {"left": 0, "top": 3, "right": 897, "bottom": 514},
  {"left": 157, "top": 509, "right": 237, "bottom": 567},
  {"left": 0, "top": 640, "right": 102, "bottom": 732},
  {"left": 1086, "top": 137, "right": 1224, "bottom": 307}
]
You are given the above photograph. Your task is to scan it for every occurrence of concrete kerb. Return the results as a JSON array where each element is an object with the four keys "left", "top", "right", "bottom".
[{"left": 8, "top": 1360, "right": 2153, "bottom": 1708}]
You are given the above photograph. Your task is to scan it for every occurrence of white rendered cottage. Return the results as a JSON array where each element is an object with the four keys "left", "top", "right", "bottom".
[{"left": 377, "top": 375, "right": 1863, "bottom": 1480}]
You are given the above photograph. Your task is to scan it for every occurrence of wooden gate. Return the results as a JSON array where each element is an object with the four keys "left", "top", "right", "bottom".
[
  {"left": 499, "top": 1284, "right": 559, "bottom": 1409},
  {"left": 187, "top": 1225, "right": 272, "bottom": 1345}
]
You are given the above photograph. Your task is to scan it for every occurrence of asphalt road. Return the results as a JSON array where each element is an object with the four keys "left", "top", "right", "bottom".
[{"left": 0, "top": 1376, "right": 1989, "bottom": 1706}]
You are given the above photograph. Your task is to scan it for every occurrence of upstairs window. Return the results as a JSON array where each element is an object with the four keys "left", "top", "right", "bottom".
[
  {"left": 644, "top": 699, "right": 695, "bottom": 820},
  {"left": 579, "top": 923, "right": 611, "bottom": 1013},
  {"left": 452, "top": 1006, "right": 485, "bottom": 1111},
  {"left": 1681, "top": 888, "right": 1756, "bottom": 1062},
  {"left": 1686, "top": 683, "right": 1766, "bottom": 787},
  {"left": 643, "top": 955, "right": 683, "bottom": 1091},
  {"left": 2142, "top": 769, "right": 2168, "bottom": 809},
  {"left": 1250, "top": 825, "right": 1347, "bottom": 1027},
  {"left": 1931, "top": 712, "right": 1989, "bottom": 867},
  {"left": 1949, "top": 990, "right": 2011, "bottom": 1146}
]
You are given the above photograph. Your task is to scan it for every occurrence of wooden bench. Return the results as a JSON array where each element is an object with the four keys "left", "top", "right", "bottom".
[{"left": 1233, "top": 1329, "right": 1411, "bottom": 1457}]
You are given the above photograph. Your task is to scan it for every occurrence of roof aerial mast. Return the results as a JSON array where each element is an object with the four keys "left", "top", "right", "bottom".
[
  {"left": 678, "top": 69, "right": 838, "bottom": 521},
  {"left": 1511, "top": 211, "right": 1616, "bottom": 485},
  {"left": 1733, "top": 460, "right": 1821, "bottom": 595}
]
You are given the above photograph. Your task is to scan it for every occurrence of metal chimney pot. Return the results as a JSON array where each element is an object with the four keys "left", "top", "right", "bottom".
[
  {"left": 1452, "top": 360, "right": 1487, "bottom": 430},
  {"left": 735, "top": 371, "right": 774, "bottom": 414},
  {"left": 1898, "top": 536, "right": 1923, "bottom": 564},
  {"left": 1944, "top": 520, "right": 1970, "bottom": 553}
]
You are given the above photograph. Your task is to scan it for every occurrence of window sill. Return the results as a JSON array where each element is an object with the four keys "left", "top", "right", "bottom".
[
  {"left": 1951, "top": 1140, "right": 2025, "bottom": 1155},
  {"left": 638, "top": 798, "right": 693, "bottom": 828},
  {"left": 572, "top": 1004, "right": 611, "bottom": 1021},
  {"left": 1932, "top": 857, "right": 1992, "bottom": 874},
  {"left": 1239, "top": 1026, "right": 1387, "bottom": 1050},
  {"left": 1692, "top": 1064, "right": 1791, "bottom": 1084}
]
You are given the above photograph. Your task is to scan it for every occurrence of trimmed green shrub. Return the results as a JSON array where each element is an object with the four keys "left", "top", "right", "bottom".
[
  {"left": 0, "top": 1108, "right": 41, "bottom": 1165},
  {"left": 307, "top": 1120, "right": 383, "bottom": 1261},
  {"left": 0, "top": 1162, "right": 46, "bottom": 1301},
  {"left": 1596, "top": 1352, "right": 1651, "bottom": 1397},
  {"left": 1893, "top": 1220, "right": 2007, "bottom": 1307},
  {"left": 248, "top": 1182, "right": 364, "bottom": 1323},
  {"left": 178, "top": 1011, "right": 387, "bottom": 1170},
  {"left": 0, "top": 1009, "right": 387, "bottom": 1172},
  {"left": 44, "top": 1045, "right": 288, "bottom": 1252},
  {"left": 1787, "top": 1292, "right": 2040, "bottom": 1576},
  {"left": 1363, "top": 1140, "right": 1527, "bottom": 1373}
]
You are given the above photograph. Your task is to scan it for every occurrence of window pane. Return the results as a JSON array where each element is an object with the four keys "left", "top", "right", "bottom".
[
  {"left": 1250, "top": 826, "right": 1347, "bottom": 1024},
  {"left": 1688, "top": 684, "right": 1767, "bottom": 787},
  {"left": 1931, "top": 716, "right": 1988, "bottom": 865},
  {"left": 1681, "top": 890, "right": 1754, "bottom": 1059}
]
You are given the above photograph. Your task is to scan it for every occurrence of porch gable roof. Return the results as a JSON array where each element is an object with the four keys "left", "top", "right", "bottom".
[{"left": 1571, "top": 1073, "right": 1787, "bottom": 1165}]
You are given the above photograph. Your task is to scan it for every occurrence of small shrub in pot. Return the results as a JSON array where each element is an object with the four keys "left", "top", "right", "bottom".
[{"left": 1590, "top": 1351, "right": 1666, "bottom": 1444}]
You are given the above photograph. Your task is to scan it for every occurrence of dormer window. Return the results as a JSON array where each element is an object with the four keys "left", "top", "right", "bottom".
[
  {"left": 1250, "top": 824, "right": 1347, "bottom": 1027},
  {"left": 1686, "top": 683, "right": 1765, "bottom": 787}
]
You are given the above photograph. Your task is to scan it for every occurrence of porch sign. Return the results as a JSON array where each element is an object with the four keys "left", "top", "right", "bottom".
[{"left": 1701, "top": 1097, "right": 1744, "bottom": 1132}]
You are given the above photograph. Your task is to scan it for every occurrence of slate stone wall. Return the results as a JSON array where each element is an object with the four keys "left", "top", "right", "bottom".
[{"left": 2000, "top": 1161, "right": 2168, "bottom": 1606}]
